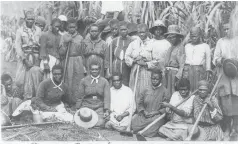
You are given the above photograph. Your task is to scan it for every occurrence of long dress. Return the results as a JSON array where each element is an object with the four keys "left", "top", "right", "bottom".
[
  {"left": 82, "top": 37, "right": 109, "bottom": 77},
  {"left": 111, "top": 36, "right": 133, "bottom": 86},
  {"left": 15, "top": 23, "right": 43, "bottom": 99},
  {"left": 125, "top": 38, "right": 153, "bottom": 106},
  {"left": 183, "top": 43, "right": 211, "bottom": 92},
  {"left": 59, "top": 32, "right": 85, "bottom": 106},
  {"left": 131, "top": 85, "right": 169, "bottom": 137},
  {"left": 39, "top": 31, "right": 61, "bottom": 79}
]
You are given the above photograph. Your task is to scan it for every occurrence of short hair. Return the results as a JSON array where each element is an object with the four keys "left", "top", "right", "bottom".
[
  {"left": 137, "top": 24, "right": 149, "bottom": 31},
  {"left": 177, "top": 78, "right": 190, "bottom": 90},
  {"left": 1, "top": 73, "right": 12, "bottom": 84},
  {"left": 67, "top": 17, "right": 77, "bottom": 26},
  {"left": 51, "top": 18, "right": 61, "bottom": 26},
  {"left": 112, "top": 72, "right": 123, "bottom": 80},
  {"left": 89, "top": 23, "right": 99, "bottom": 31},
  {"left": 89, "top": 60, "right": 101, "bottom": 70},
  {"left": 151, "top": 68, "right": 162, "bottom": 78},
  {"left": 52, "top": 64, "right": 63, "bottom": 73},
  {"left": 109, "top": 19, "right": 119, "bottom": 27}
]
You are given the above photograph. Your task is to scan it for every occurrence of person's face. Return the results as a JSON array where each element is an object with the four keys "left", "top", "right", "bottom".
[
  {"left": 60, "top": 21, "right": 67, "bottom": 31},
  {"left": 68, "top": 23, "right": 77, "bottom": 34},
  {"left": 223, "top": 27, "right": 229, "bottom": 37},
  {"left": 90, "top": 65, "right": 100, "bottom": 77},
  {"left": 112, "top": 76, "right": 122, "bottom": 89},
  {"left": 198, "top": 86, "right": 209, "bottom": 99},
  {"left": 119, "top": 26, "right": 128, "bottom": 38},
  {"left": 190, "top": 31, "right": 200, "bottom": 45},
  {"left": 35, "top": 22, "right": 45, "bottom": 31},
  {"left": 111, "top": 24, "right": 119, "bottom": 37},
  {"left": 178, "top": 87, "right": 189, "bottom": 98},
  {"left": 154, "top": 27, "right": 164, "bottom": 37},
  {"left": 167, "top": 34, "right": 178, "bottom": 45},
  {"left": 3, "top": 79, "right": 12, "bottom": 92},
  {"left": 90, "top": 26, "right": 99, "bottom": 40},
  {"left": 138, "top": 28, "right": 148, "bottom": 40},
  {"left": 52, "top": 21, "right": 61, "bottom": 34},
  {"left": 25, "top": 13, "right": 35, "bottom": 28},
  {"left": 151, "top": 73, "right": 162, "bottom": 87},
  {"left": 52, "top": 69, "right": 63, "bottom": 83}
]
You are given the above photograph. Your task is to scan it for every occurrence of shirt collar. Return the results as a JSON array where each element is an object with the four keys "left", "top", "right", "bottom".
[
  {"left": 112, "top": 84, "right": 125, "bottom": 91},
  {"left": 90, "top": 75, "right": 100, "bottom": 84},
  {"left": 152, "top": 83, "right": 162, "bottom": 90}
]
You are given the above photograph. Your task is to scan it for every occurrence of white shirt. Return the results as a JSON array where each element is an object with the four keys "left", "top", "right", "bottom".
[
  {"left": 169, "top": 91, "right": 195, "bottom": 123},
  {"left": 185, "top": 43, "right": 211, "bottom": 70},
  {"left": 109, "top": 85, "right": 135, "bottom": 127},
  {"left": 101, "top": 1, "right": 124, "bottom": 15}
]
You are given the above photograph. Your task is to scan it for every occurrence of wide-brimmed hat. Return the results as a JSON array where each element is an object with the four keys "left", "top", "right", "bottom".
[
  {"left": 164, "top": 25, "right": 184, "bottom": 38},
  {"left": 58, "top": 15, "right": 67, "bottom": 22},
  {"left": 74, "top": 107, "right": 98, "bottom": 129},
  {"left": 223, "top": 58, "right": 238, "bottom": 79},
  {"left": 149, "top": 20, "right": 167, "bottom": 35}
]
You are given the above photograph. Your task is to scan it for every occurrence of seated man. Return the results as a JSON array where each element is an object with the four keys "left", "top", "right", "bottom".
[
  {"left": 105, "top": 72, "right": 136, "bottom": 131},
  {"left": 131, "top": 69, "right": 170, "bottom": 137},
  {"left": 75, "top": 61, "right": 110, "bottom": 127},
  {"left": 31, "top": 65, "right": 73, "bottom": 122},
  {"left": 1, "top": 73, "right": 23, "bottom": 116},
  {"left": 159, "top": 78, "right": 195, "bottom": 140}
]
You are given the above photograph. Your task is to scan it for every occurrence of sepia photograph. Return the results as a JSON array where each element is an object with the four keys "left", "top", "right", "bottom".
[{"left": 0, "top": 0, "right": 238, "bottom": 142}]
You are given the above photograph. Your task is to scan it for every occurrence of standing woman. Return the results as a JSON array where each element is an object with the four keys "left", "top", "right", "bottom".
[
  {"left": 110, "top": 21, "right": 133, "bottom": 86},
  {"left": 149, "top": 20, "right": 171, "bottom": 86},
  {"left": 82, "top": 24, "right": 109, "bottom": 78},
  {"left": 125, "top": 24, "right": 153, "bottom": 107},
  {"left": 40, "top": 18, "right": 62, "bottom": 79},
  {"left": 59, "top": 18, "right": 85, "bottom": 107},
  {"left": 183, "top": 27, "right": 211, "bottom": 92},
  {"left": 164, "top": 25, "right": 185, "bottom": 96}
]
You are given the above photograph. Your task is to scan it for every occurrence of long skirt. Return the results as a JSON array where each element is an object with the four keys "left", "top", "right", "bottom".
[
  {"left": 112, "top": 58, "right": 131, "bottom": 86},
  {"left": 131, "top": 114, "right": 165, "bottom": 137},
  {"left": 62, "top": 56, "right": 85, "bottom": 105},
  {"left": 194, "top": 125, "right": 224, "bottom": 141},
  {"left": 15, "top": 61, "right": 43, "bottom": 99},
  {"left": 165, "top": 68, "right": 178, "bottom": 98},
  {"left": 129, "top": 64, "right": 151, "bottom": 108},
  {"left": 182, "top": 65, "right": 206, "bottom": 92}
]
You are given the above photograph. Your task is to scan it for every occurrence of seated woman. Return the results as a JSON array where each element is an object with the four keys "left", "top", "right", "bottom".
[
  {"left": 1, "top": 73, "right": 23, "bottom": 117},
  {"left": 189, "top": 80, "right": 224, "bottom": 140},
  {"left": 131, "top": 69, "right": 170, "bottom": 137},
  {"left": 31, "top": 65, "right": 73, "bottom": 122},
  {"left": 75, "top": 61, "right": 110, "bottom": 127},
  {"left": 158, "top": 78, "right": 195, "bottom": 140}
]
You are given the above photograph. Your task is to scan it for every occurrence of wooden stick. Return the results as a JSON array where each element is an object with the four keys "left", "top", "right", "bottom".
[
  {"left": 63, "top": 42, "right": 71, "bottom": 83},
  {"left": 1, "top": 121, "right": 63, "bottom": 130},
  {"left": 138, "top": 89, "right": 198, "bottom": 135},
  {"left": 186, "top": 73, "right": 223, "bottom": 141}
]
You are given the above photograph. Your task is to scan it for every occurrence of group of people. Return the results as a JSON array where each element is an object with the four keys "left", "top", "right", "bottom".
[{"left": 1, "top": 7, "right": 238, "bottom": 141}]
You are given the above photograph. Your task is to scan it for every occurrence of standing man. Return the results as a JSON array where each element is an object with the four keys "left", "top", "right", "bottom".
[
  {"left": 105, "top": 72, "right": 135, "bottom": 131},
  {"left": 110, "top": 21, "right": 133, "bottom": 86},
  {"left": 58, "top": 15, "right": 67, "bottom": 36},
  {"left": 105, "top": 19, "right": 120, "bottom": 47},
  {"left": 183, "top": 27, "right": 211, "bottom": 92},
  {"left": 15, "top": 9, "right": 43, "bottom": 100},
  {"left": 213, "top": 23, "right": 238, "bottom": 139},
  {"left": 75, "top": 61, "right": 110, "bottom": 127}
]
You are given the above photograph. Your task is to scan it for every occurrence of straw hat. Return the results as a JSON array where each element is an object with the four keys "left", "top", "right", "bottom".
[
  {"left": 164, "top": 25, "right": 184, "bottom": 38},
  {"left": 74, "top": 107, "right": 98, "bottom": 129},
  {"left": 149, "top": 20, "right": 167, "bottom": 35},
  {"left": 223, "top": 58, "right": 238, "bottom": 79}
]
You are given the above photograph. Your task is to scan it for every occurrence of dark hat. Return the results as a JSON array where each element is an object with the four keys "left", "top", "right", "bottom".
[
  {"left": 164, "top": 25, "right": 184, "bottom": 38},
  {"left": 223, "top": 58, "right": 238, "bottom": 79},
  {"left": 149, "top": 20, "right": 167, "bottom": 35}
]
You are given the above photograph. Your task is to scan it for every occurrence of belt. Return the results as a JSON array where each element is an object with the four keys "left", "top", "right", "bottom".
[
  {"left": 185, "top": 64, "right": 203, "bottom": 67},
  {"left": 22, "top": 46, "right": 40, "bottom": 54},
  {"left": 198, "top": 121, "right": 214, "bottom": 127},
  {"left": 166, "top": 66, "right": 179, "bottom": 71}
]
